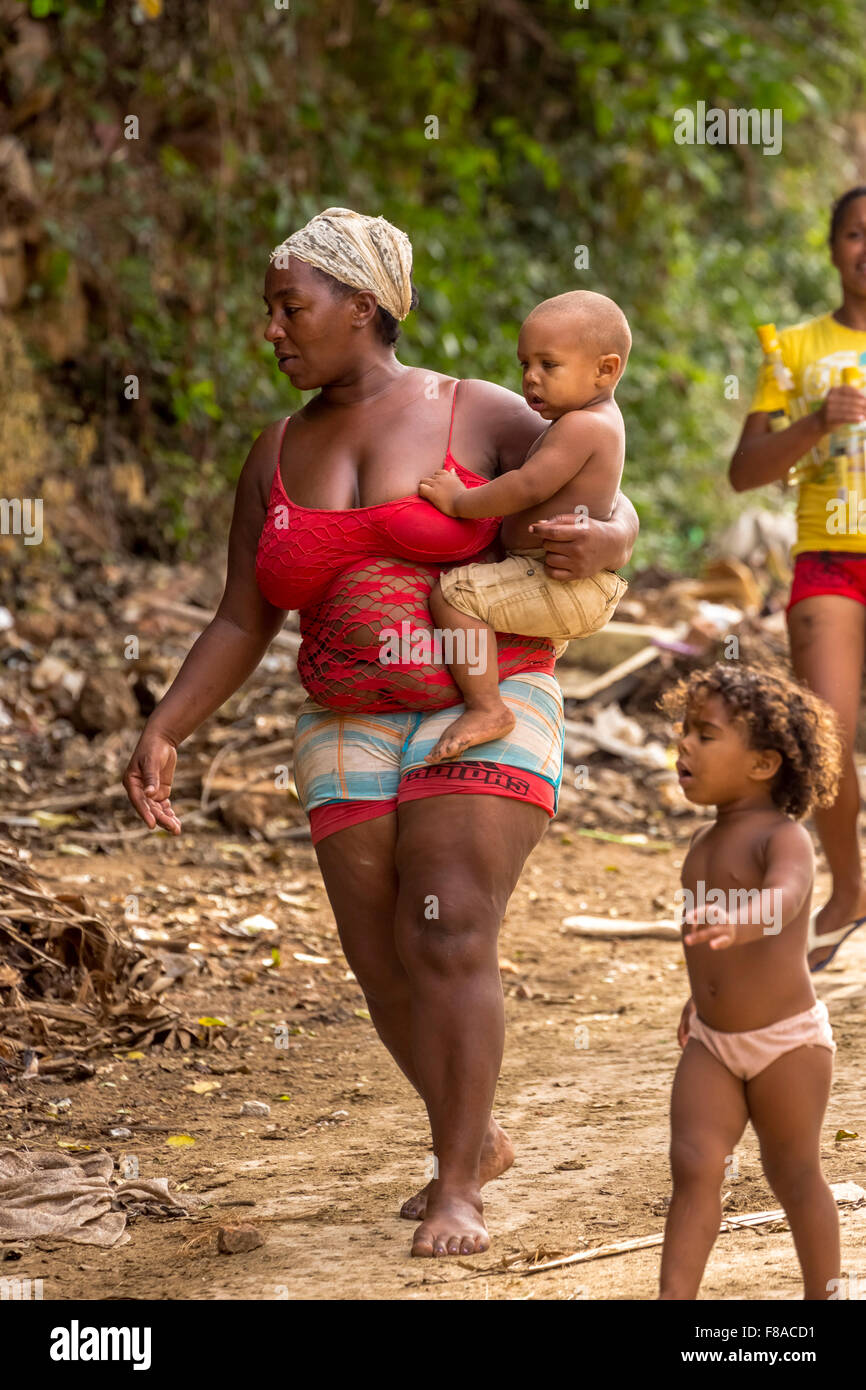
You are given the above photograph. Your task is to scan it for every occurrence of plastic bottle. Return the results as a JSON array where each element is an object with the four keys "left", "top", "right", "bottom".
[
  {"left": 833, "top": 365, "right": 866, "bottom": 504},
  {"left": 755, "top": 324, "right": 819, "bottom": 487},
  {"left": 755, "top": 324, "right": 794, "bottom": 431}
]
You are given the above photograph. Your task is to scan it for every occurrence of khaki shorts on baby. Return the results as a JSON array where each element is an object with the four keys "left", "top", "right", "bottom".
[{"left": 439, "top": 547, "right": 628, "bottom": 646}]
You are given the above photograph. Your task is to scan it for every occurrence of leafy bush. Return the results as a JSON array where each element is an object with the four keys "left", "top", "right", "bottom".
[{"left": 14, "top": 0, "right": 864, "bottom": 568}]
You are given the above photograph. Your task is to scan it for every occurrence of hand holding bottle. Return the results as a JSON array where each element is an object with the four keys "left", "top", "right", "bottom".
[{"left": 818, "top": 383, "right": 866, "bottom": 434}]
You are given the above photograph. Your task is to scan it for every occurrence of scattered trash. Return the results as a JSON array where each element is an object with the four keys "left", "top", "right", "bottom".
[
  {"left": 237, "top": 915, "right": 279, "bottom": 934},
  {"left": 239, "top": 1101, "right": 270, "bottom": 1117},
  {"left": 564, "top": 708, "right": 670, "bottom": 770},
  {"left": 829, "top": 1181, "right": 866, "bottom": 1203},
  {"left": 0, "top": 1146, "right": 191, "bottom": 1247}
]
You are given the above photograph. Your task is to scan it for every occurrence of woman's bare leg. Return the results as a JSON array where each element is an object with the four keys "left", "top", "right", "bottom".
[
  {"left": 787, "top": 595, "right": 866, "bottom": 966},
  {"left": 747, "top": 1046, "right": 838, "bottom": 1299},
  {"left": 393, "top": 793, "right": 549, "bottom": 1256},
  {"left": 313, "top": 812, "right": 513, "bottom": 1217},
  {"left": 658, "top": 1041, "right": 749, "bottom": 1299}
]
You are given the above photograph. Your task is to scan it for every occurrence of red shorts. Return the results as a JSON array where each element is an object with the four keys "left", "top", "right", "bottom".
[
  {"left": 309, "top": 768, "right": 556, "bottom": 844},
  {"left": 788, "top": 551, "right": 866, "bottom": 613}
]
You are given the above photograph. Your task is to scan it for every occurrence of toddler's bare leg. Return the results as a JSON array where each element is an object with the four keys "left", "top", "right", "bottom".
[
  {"left": 659, "top": 1040, "right": 749, "bottom": 1299},
  {"left": 425, "top": 581, "right": 515, "bottom": 763},
  {"left": 747, "top": 1046, "right": 838, "bottom": 1300}
]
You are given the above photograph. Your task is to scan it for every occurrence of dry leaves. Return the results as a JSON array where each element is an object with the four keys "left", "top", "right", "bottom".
[{"left": 0, "top": 841, "right": 204, "bottom": 1067}]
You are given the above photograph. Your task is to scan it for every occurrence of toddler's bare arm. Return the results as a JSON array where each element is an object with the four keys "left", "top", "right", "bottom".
[
  {"left": 684, "top": 821, "right": 813, "bottom": 949},
  {"left": 420, "top": 412, "right": 598, "bottom": 519}
]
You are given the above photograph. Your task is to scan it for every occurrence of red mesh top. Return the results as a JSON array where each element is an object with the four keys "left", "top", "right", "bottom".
[{"left": 255, "top": 381, "right": 556, "bottom": 711}]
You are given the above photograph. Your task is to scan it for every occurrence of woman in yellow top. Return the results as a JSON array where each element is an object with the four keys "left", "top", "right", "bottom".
[{"left": 730, "top": 185, "right": 866, "bottom": 972}]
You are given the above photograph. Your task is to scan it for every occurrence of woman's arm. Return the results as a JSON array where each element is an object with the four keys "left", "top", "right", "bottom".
[
  {"left": 123, "top": 425, "right": 287, "bottom": 830},
  {"left": 528, "top": 494, "right": 638, "bottom": 579},
  {"left": 729, "top": 387, "right": 866, "bottom": 492}
]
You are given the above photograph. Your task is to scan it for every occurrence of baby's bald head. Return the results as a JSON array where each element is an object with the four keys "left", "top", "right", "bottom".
[{"left": 523, "top": 291, "right": 631, "bottom": 375}]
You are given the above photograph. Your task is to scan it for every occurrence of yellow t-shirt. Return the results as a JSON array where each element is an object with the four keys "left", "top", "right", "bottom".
[{"left": 748, "top": 312, "right": 866, "bottom": 556}]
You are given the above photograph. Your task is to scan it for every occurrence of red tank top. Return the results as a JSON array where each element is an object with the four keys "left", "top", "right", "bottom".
[
  {"left": 255, "top": 381, "right": 555, "bottom": 712},
  {"left": 256, "top": 384, "right": 500, "bottom": 612}
]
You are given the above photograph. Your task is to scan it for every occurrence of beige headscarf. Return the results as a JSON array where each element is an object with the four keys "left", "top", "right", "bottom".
[{"left": 270, "top": 207, "right": 414, "bottom": 321}]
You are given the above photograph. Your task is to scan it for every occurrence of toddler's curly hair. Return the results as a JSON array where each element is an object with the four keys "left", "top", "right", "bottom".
[{"left": 659, "top": 662, "right": 843, "bottom": 820}]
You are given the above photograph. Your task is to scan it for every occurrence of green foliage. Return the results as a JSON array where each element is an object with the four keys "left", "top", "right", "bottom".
[
  {"left": 30, "top": 0, "right": 105, "bottom": 16},
  {"left": 21, "top": 0, "right": 866, "bottom": 567}
]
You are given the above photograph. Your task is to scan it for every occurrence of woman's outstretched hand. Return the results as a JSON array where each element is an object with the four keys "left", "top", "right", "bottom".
[{"left": 123, "top": 728, "right": 182, "bottom": 834}]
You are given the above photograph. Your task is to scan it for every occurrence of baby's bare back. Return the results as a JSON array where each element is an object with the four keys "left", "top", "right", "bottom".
[{"left": 501, "top": 397, "right": 625, "bottom": 552}]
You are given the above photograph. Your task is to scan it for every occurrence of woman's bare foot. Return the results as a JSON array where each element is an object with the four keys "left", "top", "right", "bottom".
[
  {"left": 425, "top": 705, "right": 516, "bottom": 763},
  {"left": 410, "top": 1185, "right": 488, "bottom": 1257},
  {"left": 400, "top": 1118, "right": 514, "bottom": 1220},
  {"left": 808, "top": 883, "right": 866, "bottom": 969}
]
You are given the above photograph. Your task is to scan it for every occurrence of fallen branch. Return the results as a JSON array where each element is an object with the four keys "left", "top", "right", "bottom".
[
  {"left": 521, "top": 1183, "right": 866, "bottom": 1275},
  {"left": 133, "top": 596, "right": 301, "bottom": 655},
  {"left": 561, "top": 915, "right": 680, "bottom": 941},
  {"left": 2, "top": 775, "right": 202, "bottom": 816},
  {"left": 200, "top": 735, "right": 297, "bottom": 810}
]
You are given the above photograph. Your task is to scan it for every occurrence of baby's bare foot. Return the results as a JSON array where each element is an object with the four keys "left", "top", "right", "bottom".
[
  {"left": 425, "top": 706, "right": 516, "bottom": 763},
  {"left": 410, "top": 1186, "right": 488, "bottom": 1257},
  {"left": 400, "top": 1118, "right": 514, "bottom": 1220}
]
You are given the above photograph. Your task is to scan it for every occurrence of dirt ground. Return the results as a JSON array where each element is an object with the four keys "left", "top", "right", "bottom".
[{"left": 3, "top": 824, "right": 865, "bottom": 1302}]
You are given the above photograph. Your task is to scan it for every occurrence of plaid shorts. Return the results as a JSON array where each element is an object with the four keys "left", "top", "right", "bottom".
[{"left": 293, "top": 671, "right": 565, "bottom": 843}]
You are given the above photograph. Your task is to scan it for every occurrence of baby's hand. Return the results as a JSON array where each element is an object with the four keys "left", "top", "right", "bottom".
[{"left": 419, "top": 468, "right": 466, "bottom": 517}]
